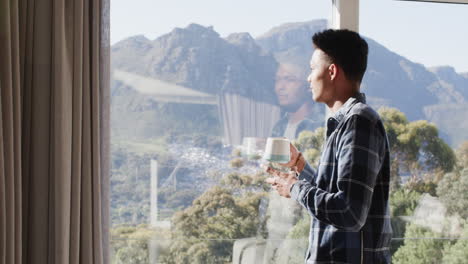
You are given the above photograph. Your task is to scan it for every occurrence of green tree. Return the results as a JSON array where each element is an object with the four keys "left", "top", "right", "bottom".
[
  {"left": 404, "top": 180, "right": 438, "bottom": 196},
  {"left": 455, "top": 141, "right": 468, "bottom": 170},
  {"left": 392, "top": 223, "right": 451, "bottom": 264},
  {"left": 111, "top": 225, "right": 168, "bottom": 264},
  {"left": 389, "top": 188, "right": 422, "bottom": 253},
  {"left": 390, "top": 189, "right": 421, "bottom": 218},
  {"left": 296, "top": 127, "right": 325, "bottom": 167},
  {"left": 378, "top": 107, "right": 456, "bottom": 189},
  {"left": 160, "top": 189, "right": 200, "bottom": 212},
  {"left": 222, "top": 172, "right": 251, "bottom": 187},
  {"left": 437, "top": 169, "right": 468, "bottom": 219},
  {"left": 161, "top": 186, "right": 267, "bottom": 264},
  {"left": 229, "top": 158, "right": 244, "bottom": 168},
  {"left": 442, "top": 222, "right": 468, "bottom": 264}
]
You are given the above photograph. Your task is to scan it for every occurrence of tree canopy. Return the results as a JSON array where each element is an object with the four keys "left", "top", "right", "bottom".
[
  {"left": 162, "top": 185, "right": 267, "bottom": 264},
  {"left": 379, "top": 107, "right": 456, "bottom": 185}
]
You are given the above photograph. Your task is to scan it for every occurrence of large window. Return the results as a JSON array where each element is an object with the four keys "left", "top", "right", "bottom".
[
  {"left": 110, "top": 0, "right": 468, "bottom": 263},
  {"left": 359, "top": 1, "right": 468, "bottom": 263}
]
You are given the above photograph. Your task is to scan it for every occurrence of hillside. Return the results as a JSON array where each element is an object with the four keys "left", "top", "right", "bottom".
[{"left": 111, "top": 20, "right": 468, "bottom": 146}]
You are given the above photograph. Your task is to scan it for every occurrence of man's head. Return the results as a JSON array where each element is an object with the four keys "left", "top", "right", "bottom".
[
  {"left": 275, "top": 63, "right": 310, "bottom": 112},
  {"left": 307, "top": 29, "right": 368, "bottom": 105}
]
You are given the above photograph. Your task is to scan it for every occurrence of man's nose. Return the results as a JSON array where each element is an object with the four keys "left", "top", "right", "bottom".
[
  {"left": 275, "top": 82, "right": 284, "bottom": 91},
  {"left": 307, "top": 74, "right": 312, "bottom": 83}
]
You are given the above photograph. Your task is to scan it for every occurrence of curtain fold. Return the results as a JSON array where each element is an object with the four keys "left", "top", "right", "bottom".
[
  {"left": 0, "top": 0, "right": 23, "bottom": 263},
  {"left": 0, "top": 0, "right": 109, "bottom": 263}
]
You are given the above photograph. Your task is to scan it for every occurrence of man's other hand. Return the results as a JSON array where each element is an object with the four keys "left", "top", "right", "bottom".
[
  {"left": 265, "top": 172, "right": 298, "bottom": 198},
  {"left": 280, "top": 143, "right": 306, "bottom": 173}
]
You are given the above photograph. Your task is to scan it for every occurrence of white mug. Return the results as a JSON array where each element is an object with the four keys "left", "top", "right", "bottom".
[
  {"left": 263, "top": 137, "right": 290, "bottom": 163},
  {"left": 242, "top": 137, "right": 266, "bottom": 159}
]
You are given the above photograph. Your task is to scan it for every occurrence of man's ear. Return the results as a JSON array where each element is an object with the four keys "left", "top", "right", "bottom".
[{"left": 328, "top": 64, "right": 338, "bottom": 81}]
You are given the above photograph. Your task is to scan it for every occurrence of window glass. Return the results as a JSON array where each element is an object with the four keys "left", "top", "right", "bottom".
[
  {"left": 110, "top": 0, "right": 468, "bottom": 263},
  {"left": 360, "top": 0, "right": 468, "bottom": 261}
]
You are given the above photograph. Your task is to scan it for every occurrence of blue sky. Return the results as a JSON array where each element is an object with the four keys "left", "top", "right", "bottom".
[{"left": 111, "top": 0, "right": 468, "bottom": 73}]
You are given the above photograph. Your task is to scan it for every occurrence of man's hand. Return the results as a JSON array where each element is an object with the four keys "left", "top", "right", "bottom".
[
  {"left": 280, "top": 143, "right": 302, "bottom": 169},
  {"left": 265, "top": 172, "right": 298, "bottom": 198},
  {"left": 264, "top": 143, "right": 306, "bottom": 176},
  {"left": 264, "top": 143, "right": 304, "bottom": 198}
]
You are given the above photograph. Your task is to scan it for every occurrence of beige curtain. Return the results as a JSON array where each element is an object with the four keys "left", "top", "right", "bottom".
[{"left": 0, "top": 0, "right": 110, "bottom": 263}]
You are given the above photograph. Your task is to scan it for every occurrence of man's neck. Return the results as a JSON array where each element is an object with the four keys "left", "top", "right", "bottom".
[
  {"left": 328, "top": 100, "right": 346, "bottom": 114},
  {"left": 327, "top": 84, "right": 360, "bottom": 114},
  {"left": 288, "top": 102, "right": 314, "bottom": 124}
]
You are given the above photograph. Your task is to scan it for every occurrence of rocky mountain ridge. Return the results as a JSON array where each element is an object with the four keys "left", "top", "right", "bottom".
[{"left": 111, "top": 20, "right": 468, "bottom": 146}]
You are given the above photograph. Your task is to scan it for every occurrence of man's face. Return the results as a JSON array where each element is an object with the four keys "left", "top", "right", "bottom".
[
  {"left": 274, "top": 64, "right": 308, "bottom": 112},
  {"left": 307, "top": 49, "right": 334, "bottom": 104}
]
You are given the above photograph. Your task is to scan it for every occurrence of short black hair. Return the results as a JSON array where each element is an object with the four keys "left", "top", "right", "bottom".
[{"left": 312, "top": 29, "right": 368, "bottom": 83}]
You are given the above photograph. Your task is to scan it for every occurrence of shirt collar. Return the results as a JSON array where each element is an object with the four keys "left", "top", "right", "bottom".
[
  {"left": 332, "top": 92, "right": 366, "bottom": 123},
  {"left": 326, "top": 93, "right": 366, "bottom": 137}
]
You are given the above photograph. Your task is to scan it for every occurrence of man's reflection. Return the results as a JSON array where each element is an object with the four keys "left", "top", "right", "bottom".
[
  {"left": 263, "top": 63, "right": 322, "bottom": 263},
  {"left": 272, "top": 63, "right": 321, "bottom": 140}
]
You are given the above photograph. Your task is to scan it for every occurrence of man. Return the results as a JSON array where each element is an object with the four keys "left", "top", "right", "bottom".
[
  {"left": 263, "top": 63, "right": 322, "bottom": 263},
  {"left": 271, "top": 63, "right": 322, "bottom": 140},
  {"left": 266, "top": 29, "right": 392, "bottom": 263}
]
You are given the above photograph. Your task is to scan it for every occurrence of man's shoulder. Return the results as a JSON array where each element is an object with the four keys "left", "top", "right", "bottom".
[{"left": 346, "top": 102, "right": 382, "bottom": 125}]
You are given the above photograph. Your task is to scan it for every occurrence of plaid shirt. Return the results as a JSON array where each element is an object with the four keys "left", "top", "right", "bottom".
[{"left": 291, "top": 93, "right": 392, "bottom": 264}]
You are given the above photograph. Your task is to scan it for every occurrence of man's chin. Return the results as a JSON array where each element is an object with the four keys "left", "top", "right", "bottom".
[
  {"left": 281, "top": 103, "right": 302, "bottom": 113},
  {"left": 312, "top": 94, "right": 321, "bottom": 103}
]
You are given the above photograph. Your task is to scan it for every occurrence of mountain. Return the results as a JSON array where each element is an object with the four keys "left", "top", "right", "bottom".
[
  {"left": 256, "top": 20, "right": 468, "bottom": 146},
  {"left": 428, "top": 66, "right": 468, "bottom": 100},
  {"left": 112, "top": 35, "right": 153, "bottom": 72},
  {"left": 112, "top": 24, "right": 278, "bottom": 102},
  {"left": 256, "top": 20, "right": 327, "bottom": 69},
  {"left": 111, "top": 24, "right": 282, "bottom": 141},
  {"left": 111, "top": 21, "right": 468, "bottom": 147}
]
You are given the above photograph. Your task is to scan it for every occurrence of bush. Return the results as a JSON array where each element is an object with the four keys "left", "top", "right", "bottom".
[
  {"left": 390, "top": 188, "right": 421, "bottom": 217},
  {"left": 161, "top": 187, "right": 266, "bottom": 263},
  {"left": 111, "top": 225, "right": 167, "bottom": 264},
  {"left": 229, "top": 158, "right": 244, "bottom": 168},
  {"left": 392, "top": 223, "right": 451, "bottom": 264},
  {"left": 390, "top": 188, "right": 422, "bottom": 253},
  {"left": 455, "top": 141, "right": 468, "bottom": 169},
  {"left": 231, "top": 148, "right": 242, "bottom": 158},
  {"left": 437, "top": 169, "right": 468, "bottom": 219},
  {"left": 221, "top": 172, "right": 254, "bottom": 188},
  {"left": 442, "top": 222, "right": 468, "bottom": 263},
  {"left": 405, "top": 180, "right": 438, "bottom": 196}
]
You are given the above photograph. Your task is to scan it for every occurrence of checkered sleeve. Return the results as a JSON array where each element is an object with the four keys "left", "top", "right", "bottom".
[
  {"left": 297, "top": 162, "right": 316, "bottom": 183},
  {"left": 291, "top": 114, "right": 386, "bottom": 231}
]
